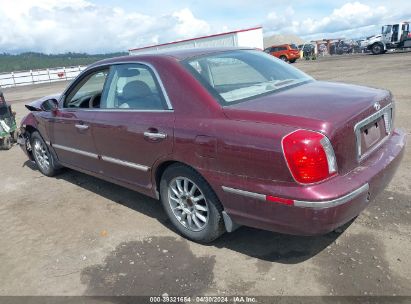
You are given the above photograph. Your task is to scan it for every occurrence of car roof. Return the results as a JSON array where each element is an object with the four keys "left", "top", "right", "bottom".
[{"left": 90, "top": 47, "right": 255, "bottom": 68}]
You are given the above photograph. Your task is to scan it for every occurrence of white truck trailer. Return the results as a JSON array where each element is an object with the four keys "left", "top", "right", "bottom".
[{"left": 129, "top": 27, "right": 263, "bottom": 55}]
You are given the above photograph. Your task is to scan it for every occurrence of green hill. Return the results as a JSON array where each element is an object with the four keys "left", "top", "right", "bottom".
[{"left": 0, "top": 52, "right": 128, "bottom": 73}]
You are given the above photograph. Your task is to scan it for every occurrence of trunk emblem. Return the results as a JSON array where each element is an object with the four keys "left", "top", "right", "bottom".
[{"left": 373, "top": 102, "right": 381, "bottom": 111}]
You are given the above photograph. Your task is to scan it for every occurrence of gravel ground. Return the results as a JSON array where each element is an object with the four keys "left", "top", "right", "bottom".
[{"left": 0, "top": 52, "right": 410, "bottom": 297}]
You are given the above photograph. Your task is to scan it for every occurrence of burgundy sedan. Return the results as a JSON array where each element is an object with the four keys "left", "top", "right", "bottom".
[{"left": 18, "top": 48, "right": 406, "bottom": 243}]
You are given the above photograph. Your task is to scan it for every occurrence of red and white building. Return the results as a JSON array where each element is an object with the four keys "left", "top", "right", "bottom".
[{"left": 129, "top": 26, "right": 263, "bottom": 55}]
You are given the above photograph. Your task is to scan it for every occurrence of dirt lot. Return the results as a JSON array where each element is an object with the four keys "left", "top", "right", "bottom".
[{"left": 0, "top": 52, "right": 410, "bottom": 297}]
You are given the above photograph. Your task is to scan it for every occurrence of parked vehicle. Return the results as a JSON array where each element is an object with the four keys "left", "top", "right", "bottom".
[
  {"left": 0, "top": 91, "right": 18, "bottom": 150},
  {"left": 263, "top": 44, "right": 300, "bottom": 63},
  {"left": 357, "top": 39, "right": 369, "bottom": 53},
  {"left": 366, "top": 22, "right": 411, "bottom": 54},
  {"left": 329, "top": 41, "right": 354, "bottom": 55},
  {"left": 298, "top": 44, "right": 316, "bottom": 60},
  {"left": 18, "top": 48, "right": 406, "bottom": 243}
]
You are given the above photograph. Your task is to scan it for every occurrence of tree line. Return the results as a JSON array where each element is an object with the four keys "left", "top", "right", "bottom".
[{"left": 0, "top": 52, "right": 128, "bottom": 73}]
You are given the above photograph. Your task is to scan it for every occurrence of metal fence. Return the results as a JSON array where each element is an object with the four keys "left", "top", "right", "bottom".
[{"left": 0, "top": 66, "right": 87, "bottom": 88}]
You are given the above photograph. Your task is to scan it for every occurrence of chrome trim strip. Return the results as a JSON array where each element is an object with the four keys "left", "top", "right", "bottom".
[
  {"left": 52, "top": 144, "right": 151, "bottom": 171},
  {"left": 354, "top": 103, "right": 393, "bottom": 161},
  {"left": 101, "top": 155, "right": 150, "bottom": 172},
  {"left": 52, "top": 144, "right": 98, "bottom": 159},
  {"left": 221, "top": 183, "right": 369, "bottom": 209},
  {"left": 294, "top": 183, "right": 369, "bottom": 208},
  {"left": 61, "top": 109, "right": 173, "bottom": 113},
  {"left": 222, "top": 186, "right": 266, "bottom": 201}
]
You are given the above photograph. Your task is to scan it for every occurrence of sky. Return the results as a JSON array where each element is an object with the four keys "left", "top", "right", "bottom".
[{"left": 0, "top": 0, "right": 410, "bottom": 54}]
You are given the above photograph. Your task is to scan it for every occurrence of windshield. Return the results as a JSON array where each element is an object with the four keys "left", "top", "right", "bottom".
[
  {"left": 183, "top": 50, "right": 313, "bottom": 105},
  {"left": 290, "top": 44, "right": 298, "bottom": 50}
]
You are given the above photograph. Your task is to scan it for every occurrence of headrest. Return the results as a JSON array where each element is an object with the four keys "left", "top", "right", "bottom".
[
  {"left": 117, "top": 68, "right": 140, "bottom": 78},
  {"left": 122, "top": 80, "right": 152, "bottom": 99}
]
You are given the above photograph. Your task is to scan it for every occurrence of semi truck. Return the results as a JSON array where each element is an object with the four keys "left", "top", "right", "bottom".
[{"left": 366, "top": 21, "right": 411, "bottom": 54}]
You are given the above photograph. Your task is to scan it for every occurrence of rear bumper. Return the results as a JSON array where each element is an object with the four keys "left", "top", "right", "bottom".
[
  {"left": 206, "top": 129, "right": 406, "bottom": 235},
  {"left": 288, "top": 53, "right": 300, "bottom": 60}
]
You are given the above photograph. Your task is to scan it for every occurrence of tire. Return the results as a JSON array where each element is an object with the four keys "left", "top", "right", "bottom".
[
  {"left": 30, "top": 131, "right": 60, "bottom": 176},
  {"left": 289, "top": 59, "right": 296, "bottom": 63},
  {"left": 371, "top": 43, "right": 383, "bottom": 55},
  {"left": 0, "top": 136, "right": 12, "bottom": 150},
  {"left": 160, "top": 164, "right": 225, "bottom": 243},
  {"left": 279, "top": 55, "right": 288, "bottom": 62}
]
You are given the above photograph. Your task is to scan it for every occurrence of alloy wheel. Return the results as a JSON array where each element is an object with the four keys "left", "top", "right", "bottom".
[
  {"left": 33, "top": 139, "right": 50, "bottom": 171},
  {"left": 168, "top": 177, "right": 209, "bottom": 232}
]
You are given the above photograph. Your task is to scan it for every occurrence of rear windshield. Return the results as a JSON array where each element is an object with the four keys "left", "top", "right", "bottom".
[{"left": 183, "top": 50, "right": 312, "bottom": 105}]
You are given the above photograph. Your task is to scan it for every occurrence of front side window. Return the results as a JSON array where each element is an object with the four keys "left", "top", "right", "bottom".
[
  {"left": 64, "top": 69, "right": 109, "bottom": 108},
  {"left": 101, "top": 64, "right": 167, "bottom": 110},
  {"left": 183, "top": 50, "right": 312, "bottom": 105},
  {"left": 382, "top": 25, "right": 392, "bottom": 34}
]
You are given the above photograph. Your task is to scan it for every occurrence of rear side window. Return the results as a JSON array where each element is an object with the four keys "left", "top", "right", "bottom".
[
  {"left": 184, "top": 50, "right": 312, "bottom": 105},
  {"left": 202, "top": 58, "right": 266, "bottom": 86},
  {"left": 101, "top": 64, "right": 167, "bottom": 110}
]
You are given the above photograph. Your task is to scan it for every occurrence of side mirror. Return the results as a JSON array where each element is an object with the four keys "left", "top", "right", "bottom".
[{"left": 41, "top": 98, "right": 58, "bottom": 111}]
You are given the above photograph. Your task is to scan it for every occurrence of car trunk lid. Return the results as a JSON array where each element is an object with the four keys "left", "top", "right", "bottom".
[{"left": 223, "top": 81, "right": 393, "bottom": 175}]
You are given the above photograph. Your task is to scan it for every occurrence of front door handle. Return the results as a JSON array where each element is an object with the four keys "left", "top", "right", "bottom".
[
  {"left": 144, "top": 131, "right": 167, "bottom": 140},
  {"left": 75, "top": 124, "right": 89, "bottom": 130}
]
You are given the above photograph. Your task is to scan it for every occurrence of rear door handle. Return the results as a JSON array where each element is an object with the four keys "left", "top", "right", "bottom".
[
  {"left": 144, "top": 131, "right": 167, "bottom": 140},
  {"left": 75, "top": 124, "right": 89, "bottom": 130}
]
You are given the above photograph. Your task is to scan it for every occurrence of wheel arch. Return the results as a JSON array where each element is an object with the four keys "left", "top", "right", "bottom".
[
  {"left": 24, "top": 124, "right": 61, "bottom": 167},
  {"left": 371, "top": 42, "right": 385, "bottom": 54},
  {"left": 154, "top": 160, "right": 180, "bottom": 195},
  {"left": 154, "top": 159, "right": 233, "bottom": 237},
  {"left": 21, "top": 125, "right": 38, "bottom": 160},
  {"left": 153, "top": 160, "right": 215, "bottom": 201}
]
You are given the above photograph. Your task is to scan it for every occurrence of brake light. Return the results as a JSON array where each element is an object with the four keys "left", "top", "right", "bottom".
[{"left": 282, "top": 129, "right": 337, "bottom": 184}]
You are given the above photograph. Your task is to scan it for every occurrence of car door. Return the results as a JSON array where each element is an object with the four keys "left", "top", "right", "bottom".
[
  {"left": 50, "top": 68, "right": 109, "bottom": 173},
  {"left": 91, "top": 63, "right": 174, "bottom": 192},
  {"left": 391, "top": 24, "right": 400, "bottom": 43}
]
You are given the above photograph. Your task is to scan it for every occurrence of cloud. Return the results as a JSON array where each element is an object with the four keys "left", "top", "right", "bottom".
[
  {"left": 1, "top": 0, "right": 410, "bottom": 53},
  {"left": 0, "top": 0, "right": 211, "bottom": 54},
  {"left": 264, "top": 1, "right": 390, "bottom": 39}
]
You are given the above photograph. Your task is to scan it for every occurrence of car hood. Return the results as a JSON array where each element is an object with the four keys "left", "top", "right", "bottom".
[{"left": 222, "top": 80, "right": 391, "bottom": 133}]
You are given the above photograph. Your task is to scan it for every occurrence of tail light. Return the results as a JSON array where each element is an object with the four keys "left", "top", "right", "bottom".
[{"left": 282, "top": 129, "right": 338, "bottom": 184}]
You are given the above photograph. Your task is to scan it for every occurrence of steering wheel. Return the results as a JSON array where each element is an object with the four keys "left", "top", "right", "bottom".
[{"left": 88, "top": 93, "right": 101, "bottom": 108}]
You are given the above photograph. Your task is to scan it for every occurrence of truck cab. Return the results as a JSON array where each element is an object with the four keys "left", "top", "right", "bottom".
[{"left": 367, "top": 22, "right": 411, "bottom": 54}]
